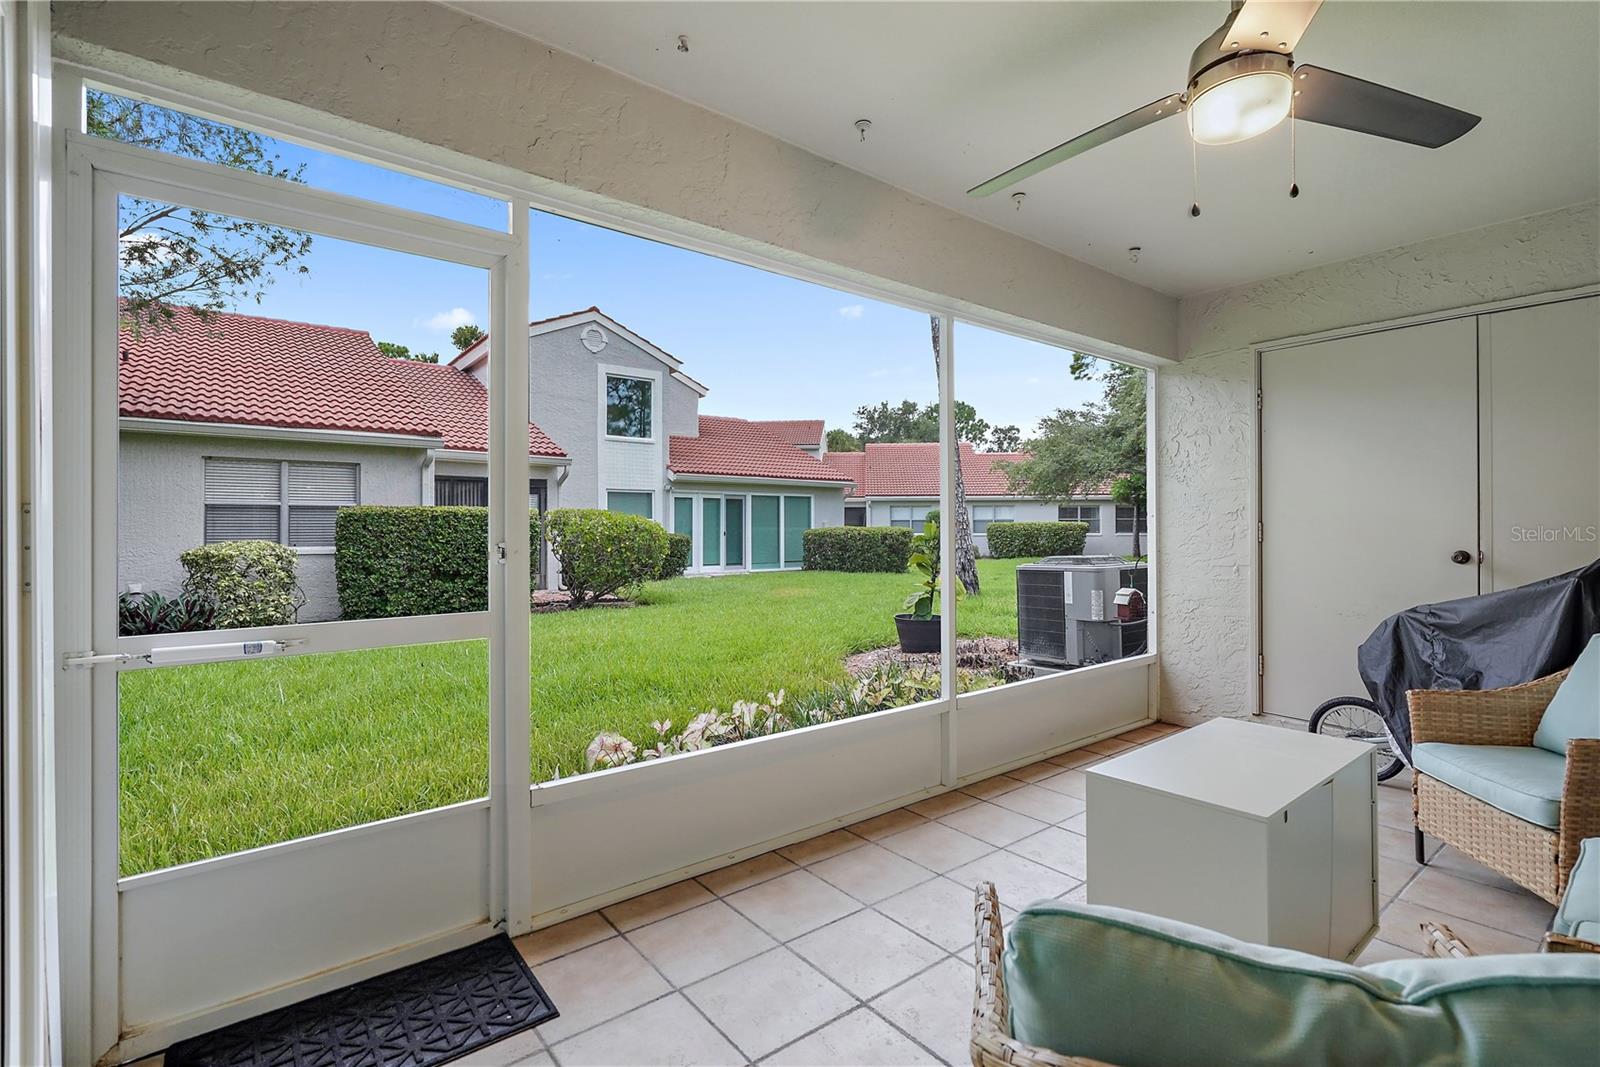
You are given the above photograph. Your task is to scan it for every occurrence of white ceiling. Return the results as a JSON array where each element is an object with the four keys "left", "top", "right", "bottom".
[{"left": 454, "top": 1, "right": 1600, "bottom": 297}]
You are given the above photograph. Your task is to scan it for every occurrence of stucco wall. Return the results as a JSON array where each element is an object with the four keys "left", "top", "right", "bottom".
[
  {"left": 1156, "top": 202, "right": 1600, "bottom": 724},
  {"left": 51, "top": 1, "right": 1176, "bottom": 363},
  {"left": 118, "top": 431, "right": 427, "bottom": 623},
  {"left": 528, "top": 321, "right": 700, "bottom": 513}
]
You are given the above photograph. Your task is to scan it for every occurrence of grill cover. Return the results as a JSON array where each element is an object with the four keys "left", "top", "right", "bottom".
[{"left": 1357, "top": 559, "right": 1600, "bottom": 759}]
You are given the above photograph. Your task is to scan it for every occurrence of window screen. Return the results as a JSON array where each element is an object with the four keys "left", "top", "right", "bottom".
[{"left": 1115, "top": 506, "right": 1148, "bottom": 534}]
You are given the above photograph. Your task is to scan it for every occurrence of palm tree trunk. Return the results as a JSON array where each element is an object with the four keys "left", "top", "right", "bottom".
[
  {"left": 1130, "top": 503, "right": 1142, "bottom": 559},
  {"left": 931, "top": 317, "right": 980, "bottom": 596}
]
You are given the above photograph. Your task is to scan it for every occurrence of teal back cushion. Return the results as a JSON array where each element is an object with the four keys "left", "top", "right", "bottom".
[
  {"left": 1004, "top": 903, "right": 1600, "bottom": 1067},
  {"left": 1533, "top": 633, "right": 1600, "bottom": 755}
]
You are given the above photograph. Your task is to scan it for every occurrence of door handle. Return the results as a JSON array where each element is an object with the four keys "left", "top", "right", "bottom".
[{"left": 1451, "top": 549, "right": 1474, "bottom": 565}]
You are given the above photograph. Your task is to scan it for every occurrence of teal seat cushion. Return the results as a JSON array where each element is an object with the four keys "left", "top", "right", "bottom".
[
  {"left": 1004, "top": 902, "right": 1600, "bottom": 1067},
  {"left": 1412, "top": 742, "right": 1565, "bottom": 829},
  {"left": 1533, "top": 633, "right": 1600, "bottom": 756},
  {"left": 1573, "top": 920, "right": 1600, "bottom": 943},
  {"left": 1553, "top": 837, "right": 1600, "bottom": 939}
]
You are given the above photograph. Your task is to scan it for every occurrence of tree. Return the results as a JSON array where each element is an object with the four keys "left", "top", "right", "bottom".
[
  {"left": 852, "top": 399, "right": 927, "bottom": 444},
  {"left": 990, "top": 425, "right": 1022, "bottom": 452},
  {"left": 92, "top": 90, "right": 314, "bottom": 331},
  {"left": 850, "top": 398, "right": 993, "bottom": 448},
  {"left": 377, "top": 341, "right": 440, "bottom": 364},
  {"left": 1003, "top": 357, "right": 1147, "bottom": 554},
  {"left": 1112, "top": 473, "right": 1148, "bottom": 559},
  {"left": 450, "top": 324, "right": 485, "bottom": 351},
  {"left": 930, "top": 317, "right": 980, "bottom": 596},
  {"left": 826, "top": 428, "right": 863, "bottom": 452}
]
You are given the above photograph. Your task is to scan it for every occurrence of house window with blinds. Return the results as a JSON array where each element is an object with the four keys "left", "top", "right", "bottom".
[{"left": 203, "top": 457, "right": 358, "bottom": 548}]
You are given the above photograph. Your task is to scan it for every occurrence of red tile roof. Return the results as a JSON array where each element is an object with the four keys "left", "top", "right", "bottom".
[
  {"left": 670, "top": 416, "right": 855, "bottom": 483},
  {"left": 751, "top": 419, "right": 825, "bottom": 447},
  {"left": 384, "top": 359, "right": 566, "bottom": 457},
  {"left": 836, "top": 442, "right": 1110, "bottom": 499},
  {"left": 118, "top": 305, "right": 565, "bottom": 457}
]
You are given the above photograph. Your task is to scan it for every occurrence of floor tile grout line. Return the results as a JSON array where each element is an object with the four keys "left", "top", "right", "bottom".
[{"left": 748, "top": 944, "right": 972, "bottom": 1066}]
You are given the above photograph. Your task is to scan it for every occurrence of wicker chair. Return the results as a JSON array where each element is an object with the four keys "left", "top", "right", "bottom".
[
  {"left": 971, "top": 882, "right": 1116, "bottom": 1067},
  {"left": 1409, "top": 668, "right": 1600, "bottom": 905}
]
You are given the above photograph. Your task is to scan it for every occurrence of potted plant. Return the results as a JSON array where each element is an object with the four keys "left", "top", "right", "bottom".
[{"left": 896, "top": 515, "right": 942, "bottom": 653}]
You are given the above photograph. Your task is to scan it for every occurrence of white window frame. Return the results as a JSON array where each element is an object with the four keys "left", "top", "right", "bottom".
[
  {"left": 970, "top": 504, "right": 1014, "bottom": 535},
  {"left": 1057, "top": 504, "right": 1101, "bottom": 534},
  {"left": 1115, "top": 504, "right": 1148, "bottom": 534},
  {"left": 202, "top": 456, "right": 359, "bottom": 550},
  {"left": 601, "top": 370, "right": 656, "bottom": 443},
  {"left": 888, "top": 504, "right": 928, "bottom": 534},
  {"left": 605, "top": 488, "right": 656, "bottom": 520}
]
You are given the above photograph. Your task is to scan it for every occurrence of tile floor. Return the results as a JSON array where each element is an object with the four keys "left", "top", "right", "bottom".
[
  {"left": 472, "top": 722, "right": 1556, "bottom": 1066},
  {"left": 134, "top": 721, "right": 1560, "bottom": 1067}
]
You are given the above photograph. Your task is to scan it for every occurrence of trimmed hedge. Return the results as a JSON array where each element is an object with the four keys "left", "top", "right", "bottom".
[
  {"left": 986, "top": 520, "right": 1088, "bottom": 559},
  {"left": 546, "top": 508, "right": 669, "bottom": 607},
  {"left": 659, "top": 532, "right": 692, "bottom": 580},
  {"left": 180, "top": 540, "right": 305, "bottom": 628},
  {"left": 801, "top": 526, "right": 914, "bottom": 573},
  {"left": 334, "top": 506, "right": 542, "bottom": 620}
]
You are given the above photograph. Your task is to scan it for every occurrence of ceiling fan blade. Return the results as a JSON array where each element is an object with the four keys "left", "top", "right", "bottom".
[
  {"left": 1223, "top": 0, "right": 1324, "bottom": 54},
  {"left": 1222, "top": 0, "right": 1324, "bottom": 53},
  {"left": 1292, "top": 64, "right": 1480, "bottom": 147},
  {"left": 967, "top": 95, "right": 1184, "bottom": 197}
]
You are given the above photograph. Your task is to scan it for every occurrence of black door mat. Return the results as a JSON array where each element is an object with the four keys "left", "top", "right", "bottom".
[{"left": 165, "top": 933, "right": 558, "bottom": 1067}]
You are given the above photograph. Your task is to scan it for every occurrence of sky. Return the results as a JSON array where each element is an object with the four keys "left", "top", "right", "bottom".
[{"left": 115, "top": 105, "right": 1115, "bottom": 440}]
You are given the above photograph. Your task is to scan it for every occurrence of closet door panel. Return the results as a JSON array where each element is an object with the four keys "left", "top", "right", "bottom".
[
  {"left": 1260, "top": 317, "right": 1480, "bottom": 720},
  {"left": 1483, "top": 296, "right": 1600, "bottom": 590}
]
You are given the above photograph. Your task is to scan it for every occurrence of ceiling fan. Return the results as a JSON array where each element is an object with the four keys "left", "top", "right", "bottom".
[{"left": 968, "top": 0, "right": 1480, "bottom": 201}]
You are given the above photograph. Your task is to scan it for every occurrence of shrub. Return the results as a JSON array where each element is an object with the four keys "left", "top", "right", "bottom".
[
  {"left": 585, "top": 662, "right": 999, "bottom": 771},
  {"left": 118, "top": 590, "right": 217, "bottom": 636},
  {"left": 801, "top": 526, "right": 914, "bottom": 573},
  {"left": 545, "top": 508, "right": 669, "bottom": 607},
  {"left": 659, "top": 532, "right": 692, "bottom": 580},
  {"left": 335, "top": 506, "right": 544, "bottom": 620},
  {"left": 986, "top": 520, "right": 1089, "bottom": 558},
  {"left": 179, "top": 541, "right": 305, "bottom": 629}
]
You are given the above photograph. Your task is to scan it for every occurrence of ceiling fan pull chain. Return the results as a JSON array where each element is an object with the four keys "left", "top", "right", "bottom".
[
  {"left": 1289, "top": 87, "right": 1300, "bottom": 199},
  {"left": 1190, "top": 135, "right": 1201, "bottom": 218}
]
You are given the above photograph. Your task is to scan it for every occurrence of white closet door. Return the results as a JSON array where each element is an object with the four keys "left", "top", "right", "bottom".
[
  {"left": 1482, "top": 296, "right": 1600, "bottom": 590},
  {"left": 1261, "top": 317, "right": 1480, "bottom": 720}
]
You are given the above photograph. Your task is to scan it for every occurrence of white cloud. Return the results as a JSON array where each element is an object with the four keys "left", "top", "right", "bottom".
[
  {"left": 423, "top": 307, "right": 477, "bottom": 331},
  {"left": 836, "top": 304, "right": 865, "bottom": 320},
  {"left": 868, "top": 367, "right": 892, "bottom": 379}
]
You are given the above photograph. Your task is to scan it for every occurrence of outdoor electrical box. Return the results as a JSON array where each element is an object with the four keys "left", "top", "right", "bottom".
[{"left": 1016, "top": 556, "right": 1149, "bottom": 668}]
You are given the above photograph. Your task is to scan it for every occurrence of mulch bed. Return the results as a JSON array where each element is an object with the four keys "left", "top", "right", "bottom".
[
  {"left": 529, "top": 590, "right": 635, "bottom": 613},
  {"left": 844, "top": 637, "right": 1025, "bottom": 681}
]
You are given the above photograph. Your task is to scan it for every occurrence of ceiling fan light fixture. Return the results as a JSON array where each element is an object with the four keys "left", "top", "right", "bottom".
[{"left": 1187, "top": 53, "right": 1294, "bottom": 145}]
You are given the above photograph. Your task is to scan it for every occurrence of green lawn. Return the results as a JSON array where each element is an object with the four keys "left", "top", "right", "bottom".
[{"left": 118, "top": 557, "right": 1031, "bottom": 874}]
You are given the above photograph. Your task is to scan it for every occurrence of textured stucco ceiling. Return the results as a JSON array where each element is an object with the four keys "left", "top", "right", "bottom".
[{"left": 451, "top": 1, "right": 1600, "bottom": 297}]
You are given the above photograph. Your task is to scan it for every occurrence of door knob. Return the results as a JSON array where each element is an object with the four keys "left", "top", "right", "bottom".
[{"left": 1451, "top": 549, "right": 1473, "bottom": 565}]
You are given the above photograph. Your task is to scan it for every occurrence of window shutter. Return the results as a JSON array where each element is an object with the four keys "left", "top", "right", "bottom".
[
  {"left": 205, "top": 457, "right": 281, "bottom": 502},
  {"left": 287, "top": 508, "right": 338, "bottom": 547},
  {"left": 205, "top": 505, "right": 281, "bottom": 543},
  {"left": 288, "top": 462, "right": 358, "bottom": 504}
]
